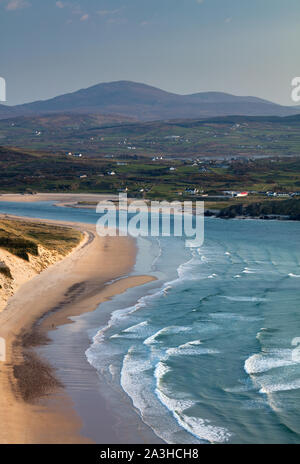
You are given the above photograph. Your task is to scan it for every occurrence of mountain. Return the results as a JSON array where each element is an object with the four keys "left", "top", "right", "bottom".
[{"left": 3, "top": 81, "right": 299, "bottom": 121}]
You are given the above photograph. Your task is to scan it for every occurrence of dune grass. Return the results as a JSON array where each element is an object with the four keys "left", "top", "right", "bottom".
[
  {"left": 0, "top": 218, "right": 82, "bottom": 261},
  {"left": 0, "top": 261, "right": 12, "bottom": 278}
]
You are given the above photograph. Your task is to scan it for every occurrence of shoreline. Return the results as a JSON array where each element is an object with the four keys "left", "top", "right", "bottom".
[
  {"left": 0, "top": 214, "right": 156, "bottom": 444},
  {"left": 0, "top": 193, "right": 119, "bottom": 204},
  {"left": 1, "top": 193, "right": 299, "bottom": 223}
]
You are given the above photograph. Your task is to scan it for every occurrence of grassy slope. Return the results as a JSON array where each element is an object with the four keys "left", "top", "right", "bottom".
[{"left": 0, "top": 218, "right": 82, "bottom": 261}]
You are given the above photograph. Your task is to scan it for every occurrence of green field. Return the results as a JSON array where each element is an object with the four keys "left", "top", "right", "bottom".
[
  {"left": 1, "top": 111, "right": 300, "bottom": 219},
  {"left": 1, "top": 114, "right": 300, "bottom": 159},
  {"left": 1, "top": 146, "right": 300, "bottom": 207}
]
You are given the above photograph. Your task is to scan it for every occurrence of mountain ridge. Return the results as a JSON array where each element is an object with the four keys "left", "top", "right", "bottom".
[{"left": 2, "top": 80, "right": 300, "bottom": 121}]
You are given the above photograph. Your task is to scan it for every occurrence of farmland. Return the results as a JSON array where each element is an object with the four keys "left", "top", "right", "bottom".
[{"left": 1, "top": 114, "right": 300, "bottom": 159}]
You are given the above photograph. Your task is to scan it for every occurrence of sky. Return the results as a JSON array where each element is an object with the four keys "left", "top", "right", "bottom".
[{"left": 0, "top": 0, "right": 300, "bottom": 106}]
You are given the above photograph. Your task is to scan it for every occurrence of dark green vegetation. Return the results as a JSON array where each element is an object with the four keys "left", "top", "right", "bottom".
[
  {"left": 1, "top": 146, "right": 300, "bottom": 204},
  {"left": 1, "top": 113, "right": 300, "bottom": 159},
  {"left": 0, "top": 218, "right": 82, "bottom": 261},
  {"left": 218, "top": 199, "right": 300, "bottom": 220},
  {"left": 0, "top": 261, "right": 12, "bottom": 278}
]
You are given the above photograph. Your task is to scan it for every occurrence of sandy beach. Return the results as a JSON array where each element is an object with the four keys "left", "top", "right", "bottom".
[
  {"left": 0, "top": 192, "right": 119, "bottom": 205},
  {"left": 0, "top": 214, "right": 155, "bottom": 444}
]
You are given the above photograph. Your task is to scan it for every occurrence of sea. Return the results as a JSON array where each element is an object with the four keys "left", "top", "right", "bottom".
[{"left": 1, "top": 200, "right": 300, "bottom": 444}]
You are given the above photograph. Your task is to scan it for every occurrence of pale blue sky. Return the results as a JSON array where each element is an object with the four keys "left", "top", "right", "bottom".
[{"left": 1, "top": 0, "right": 299, "bottom": 105}]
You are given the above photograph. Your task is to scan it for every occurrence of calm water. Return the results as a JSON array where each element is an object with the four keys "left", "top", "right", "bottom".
[{"left": 1, "top": 201, "right": 300, "bottom": 444}]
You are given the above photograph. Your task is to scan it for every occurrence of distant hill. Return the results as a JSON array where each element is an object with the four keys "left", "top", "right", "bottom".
[
  {"left": 0, "top": 104, "right": 21, "bottom": 120},
  {"left": 0, "top": 112, "right": 136, "bottom": 130},
  {"left": 1, "top": 111, "right": 300, "bottom": 159},
  {"left": 3, "top": 81, "right": 300, "bottom": 121}
]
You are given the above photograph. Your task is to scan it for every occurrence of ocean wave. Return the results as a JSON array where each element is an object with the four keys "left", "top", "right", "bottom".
[
  {"left": 242, "top": 268, "right": 257, "bottom": 274},
  {"left": 123, "top": 321, "right": 148, "bottom": 332},
  {"left": 163, "top": 285, "right": 173, "bottom": 295},
  {"left": 154, "top": 387, "right": 231, "bottom": 443},
  {"left": 176, "top": 254, "right": 205, "bottom": 282},
  {"left": 241, "top": 399, "right": 269, "bottom": 410},
  {"left": 223, "top": 383, "right": 254, "bottom": 393},
  {"left": 121, "top": 347, "right": 157, "bottom": 412},
  {"left": 120, "top": 351, "right": 201, "bottom": 444},
  {"left": 288, "top": 273, "right": 300, "bottom": 278},
  {"left": 166, "top": 345, "right": 219, "bottom": 357},
  {"left": 88, "top": 269, "right": 186, "bottom": 349},
  {"left": 245, "top": 350, "right": 297, "bottom": 375},
  {"left": 110, "top": 321, "right": 150, "bottom": 340},
  {"left": 153, "top": 353, "right": 231, "bottom": 443},
  {"left": 221, "top": 296, "right": 268, "bottom": 302},
  {"left": 210, "top": 312, "right": 261, "bottom": 322},
  {"left": 86, "top": 237, "right": 198, "bottom": 358},
  {"left": 154, "top": 361, "right": 172, "bottom": 385},
  {"left": 179, "top": 340, "right": 202, "bottom": 348},
  {"left": 144, "top": 326, "right": 192, "bottom": 346},
  {"left": 208, "top": 273, "right": 218, "bottom": 279},
  {"left": 259, "top": 379, "right": 300, "bottom": 394}
]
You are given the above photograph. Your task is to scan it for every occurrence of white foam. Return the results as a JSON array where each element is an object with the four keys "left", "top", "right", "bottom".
[
  {"left": 110, "top": 321, "right": 150, "bottom": 340},
  {"left": 245, "top": 350, "right": 297, "bottom": 375},
  {"left": 242, "top": 268, "right": 256, "bottom": 274},
  {"left": 255, "top": 328, "right": 268, "bottom": 341},
  {"left": 86, "top": 238, "right": 232, "bottom": 444},
  {"left": 120, "top": 350, "right": 200, "bottom": 444},
  {"left": 123, "top": 321, "right": 148, "bottom": 332},
  {"left": 210, "top": 312, "right": 260, "bottom": 322},
  {"left": 166, "top": 345, "right": 219, "bottom": 357},
  {"left": 86, "top": 240, "right": 199, "bottom": 363},
  {"left": 289, "top": 273, "right": 300, "bottom": 278},
  {"left": 163, "top": 285, "right": 172, "bottom": 295},
  {"left": 155, "top": 361, "right": 172, "bottom": 385},
  {"left": 179, "top": 340, "right": 202, "bottom": 348},
  {"left": 155, "top": 387, "right": 231, "bottom": 443},
  {"left": 259, "top": 379, "right": 300, "bottom": 393},
  {"left": 208, "top": 273, "right": 218, "bottom": 279},
  {"left": 221, "top": 296, "right": 268, "bottom": 303},
  {"left": 121, "top": 349, "right": 163, "bottom": 421},
  {"left": 144, "top": 326, "right": 192, "bottom": 346},
  {"left": 223, "top": 384, "right": 254, "bottom": 393}
]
